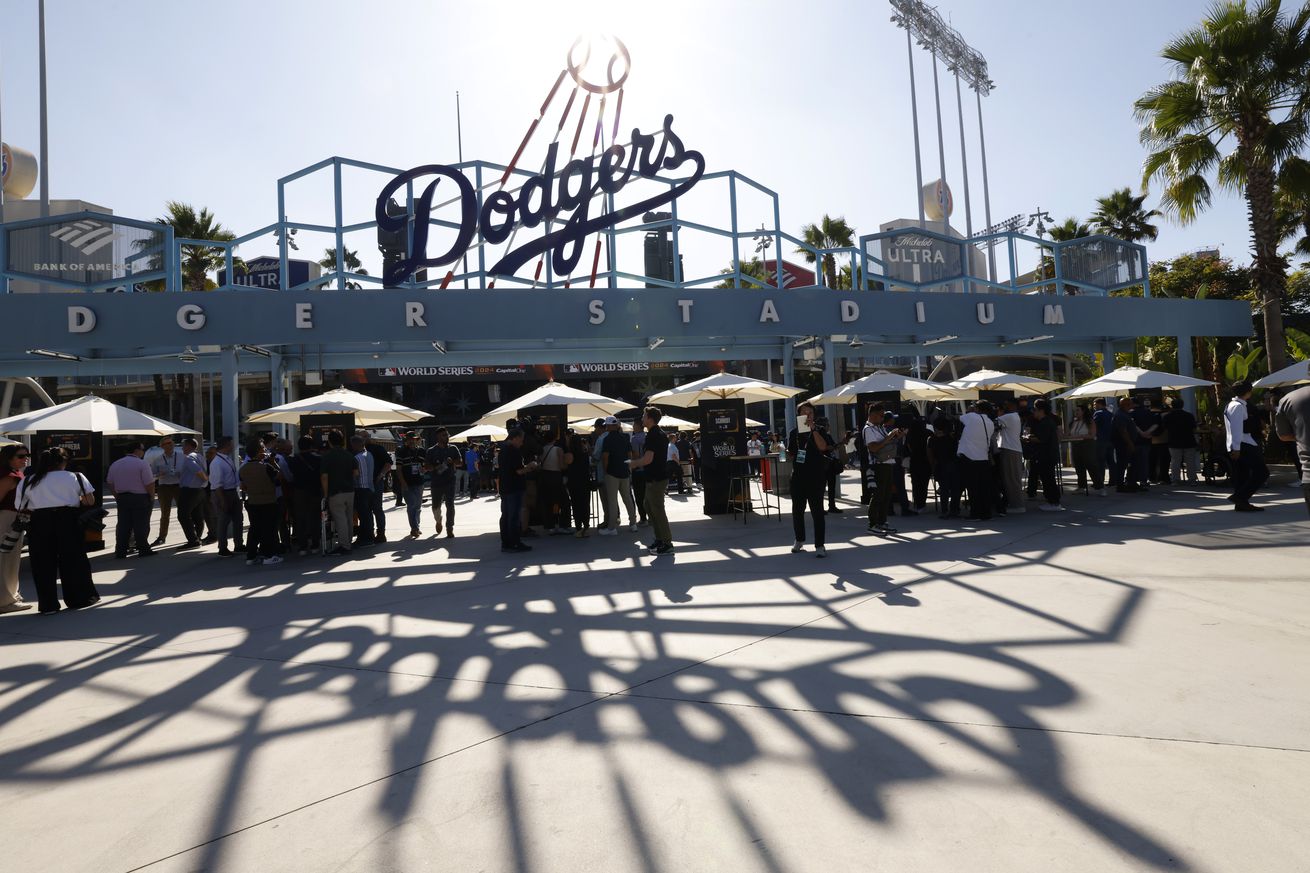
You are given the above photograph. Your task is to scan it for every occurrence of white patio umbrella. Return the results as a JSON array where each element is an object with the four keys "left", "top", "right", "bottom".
[
  {"left": 0, "top": 436, "right": 20, "bottom": 447},
  {"left": 1054, "top": 366, "right": 1215, "bottom": 399},
  {"left": 947, "top": 368, "right": 1067, "bottom": 396},
  {"left": 245, "top": 388, "right": 430, "bottom": 427},
  {"left": 807, "top": 370, "right": 973, "bottom": 405},
  {"left": 475, "top": 381, "right": 634, "bottom": 427},
  {"left": 449, "top": 423, "right": 507, "bottom": 442},
  {"left": 0, "top": 395, "right": 195, "bottom": 435},
  {"left": 647, "top": 372, "right": 806, "bottom": 407},
  {"left": 1254, "top": 359, "right": 1310, "bottom": 389}
]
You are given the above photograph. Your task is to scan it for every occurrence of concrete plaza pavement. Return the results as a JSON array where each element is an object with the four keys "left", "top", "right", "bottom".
[{"left": 1, "top": 471, "right": 1307, "bottom": 873}]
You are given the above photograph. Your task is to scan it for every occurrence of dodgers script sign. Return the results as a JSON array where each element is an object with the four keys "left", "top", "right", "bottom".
[{"left": 375, "top": 36, "right": 706, "bottom": 287}]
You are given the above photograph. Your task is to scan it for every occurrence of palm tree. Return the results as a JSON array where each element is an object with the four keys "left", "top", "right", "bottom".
[
  {"left": 715, "top": 257, "right": 771, "bottom": 288},
  {"left": 317, "top": 247, "right": 369, "bottom": 289},
  {"left": 796, "top": 215, "right": 855, "bottom": 289},
  {"left": 156, "top": 201, "right": 236, "bottom": 291},
  {"left": 1136, "top": 0, "right": 1310, "bottom": 374},
  {"left": 1047, "top": 218, "right": 1091, "bottom": 242},
  {"left": 1091, "top": 188, "right": 1161, "bottom": 242}
]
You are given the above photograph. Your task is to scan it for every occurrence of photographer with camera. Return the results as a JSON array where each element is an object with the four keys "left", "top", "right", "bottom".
[{"left": 863, "top": 404, "right": 902, "bottom": 536}]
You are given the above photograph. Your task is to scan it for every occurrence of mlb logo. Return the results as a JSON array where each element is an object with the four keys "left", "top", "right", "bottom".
[
  {"left": 381, "top": 368, "right": 398, "bottom": 376},
  {"left": 564, "top": 364, "right": 580, "bottom": 374}
]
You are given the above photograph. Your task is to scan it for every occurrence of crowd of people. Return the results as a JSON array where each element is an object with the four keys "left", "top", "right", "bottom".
[{"left": 0, "top": 378, "right": 1307, "bottom": 614}]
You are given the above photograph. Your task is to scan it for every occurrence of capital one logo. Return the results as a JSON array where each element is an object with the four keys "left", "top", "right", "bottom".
[{"left": 50, "top": 220, "right": 125, "bottom": 256}]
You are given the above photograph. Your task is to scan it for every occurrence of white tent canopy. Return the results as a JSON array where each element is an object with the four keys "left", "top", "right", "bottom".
[
  {"left": 947, "top": 368, "right": 1067, "bottom": 396},
  {"left": 0, "top": 395, "right": 195, "bottom": 436},
  {"left": 807, "top": 370, "right": 973, "bottom": 405},
  {"left": 1054, "top": 367, "right": 1215, "bottom": 400},
  {"left": 448, "top": 424, "right": 508, "bottom": 442},
  {"left": 245, "top": 388, "right": 430, "bottom": 426},
  {"left": 1254, "top": 359, "right": 1310, "bottom": 389},
  {"left": 570, "top": 417, "right": 633, "bottom": 433},
  {"left": 475, "top": 381, "right": 634, "bottom": 427},
  {"left": 648, "top": 372, "right": 805, "bottom": 407}
]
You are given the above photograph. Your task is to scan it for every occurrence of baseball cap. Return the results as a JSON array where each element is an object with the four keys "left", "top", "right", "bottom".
[
  {"left": 593, "top": 418, "right": 606, "bottom": 427},
  {"left": 603, "top": 415, "right": 619, "bottom": 425}
]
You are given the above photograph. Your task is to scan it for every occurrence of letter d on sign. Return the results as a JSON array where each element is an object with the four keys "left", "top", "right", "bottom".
[
  {"left": 68, "top": 306, "right": 96, "bottom": 334},
  {"left": 840, "top": 300, "right": 859, "bottom": 323}
]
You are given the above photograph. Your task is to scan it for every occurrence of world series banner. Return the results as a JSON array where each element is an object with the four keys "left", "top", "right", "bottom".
[{"left": 698, "top": 398, "right": 746, "bottom": 515}]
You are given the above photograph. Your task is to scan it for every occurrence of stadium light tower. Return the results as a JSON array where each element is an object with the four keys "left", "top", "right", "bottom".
[{"left": 890, "top": 0, "right": 997, "bottom": 280}]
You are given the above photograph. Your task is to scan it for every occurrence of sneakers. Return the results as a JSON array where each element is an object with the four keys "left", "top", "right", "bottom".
[
  {"left": 791, "top": 540, "right": 804, "bottom": 553},
  {"left": 245, "top": 558, "right": 259, "bottom": 566},
  {"left": 1235, "top": 503, "right": 1265, "bottom": 512},
  {"left": 1038, "top": 503, "right": 1067, "bottom": 512},
  {"left": 598, "top": 528, "right": 618, "bottom": 536},
  {"left": 409, "top": 529, "right": 421, "bottom": 539},
  {"left": 869, "top": 523, "right": 897, "bottom": 535},
  {"left": 262, "top": 555, "right": 284, "bottom": 566},
  {"left": 816, "top": 546, "right": 827, "bottom": 558},
  {"left": 628, "top": 522, "right": 639, "bottom": 532},
  {"left": 652, "top": 542, "right": 674, "bottom": 555}
]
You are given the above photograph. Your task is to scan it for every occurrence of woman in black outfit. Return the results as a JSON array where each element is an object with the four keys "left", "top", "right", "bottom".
[
  {"left": 565, "top": 432, "right": 593, "bottom": 538},
  {"left": 16, "top": 448, "right": 99, "bottom": 614},
  {"left": 787, "top": 402, "right": 833, "bottom": 558}
]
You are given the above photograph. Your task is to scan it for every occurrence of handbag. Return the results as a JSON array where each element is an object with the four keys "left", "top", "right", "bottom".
[{"left": 1, "top": 488, "right": 32, "bottom": 553}]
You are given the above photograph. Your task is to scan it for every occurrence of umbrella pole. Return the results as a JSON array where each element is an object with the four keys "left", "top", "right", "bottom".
[{"left": 222, "top": 347, "right": 240, "bottom": 459}]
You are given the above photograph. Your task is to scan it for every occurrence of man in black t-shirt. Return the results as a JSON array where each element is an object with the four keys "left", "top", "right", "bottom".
[
  {"left": 1162, "top": 399, "right": 1199, "bottom": 483},
  {"left": 787, "top": 402, "right": 833, "bottom": 557},
  {"left": 630, "top": 407, "right": 673, "bottom": 554},
  {"left": 395, "top": 431, "right": 427, "bottom": 538},
  {"left": 498, "top": 429, "right": 534, "bottom": 552},
  {"left": 1026, "top": 400, "right": 1065, "bottom": 511},
  {"left": 425, "top": 428, "right": 462, "bottom": 538}
]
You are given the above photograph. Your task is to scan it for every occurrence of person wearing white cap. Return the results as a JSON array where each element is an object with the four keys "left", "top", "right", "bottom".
[{"left": 599, "top": 416, "right": 638, "bottom": 535}]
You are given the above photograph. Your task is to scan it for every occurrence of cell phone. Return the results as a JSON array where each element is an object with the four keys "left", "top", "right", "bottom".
[{"left": 798, "top": 414, "right": 811, "bottom": 434}]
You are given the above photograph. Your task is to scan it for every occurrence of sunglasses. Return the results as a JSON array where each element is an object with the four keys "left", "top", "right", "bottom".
[{"left": 15, "top": 453, "right": 30, "bottom": 459}]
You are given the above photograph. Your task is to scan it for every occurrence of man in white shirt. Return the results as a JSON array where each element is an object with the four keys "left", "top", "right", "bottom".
[
  {"left": 208, "top": 436, "right": 244, "bottom": 555},
  {"left": 957, "top": 401, "right": 997, "bottom": 520},
  {"left": 1225, "top": 380, "right": 1268, "bottom": 511},
  {"left": 995, "top": 399, "right": 1026, "bottom": 515},
  {"left": 863, "top": 405, "right": 901, "bottom": 534}
]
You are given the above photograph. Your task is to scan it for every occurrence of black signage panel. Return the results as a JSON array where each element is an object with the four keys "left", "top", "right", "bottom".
[
  {"left": 699, "top": 398, "right": 746, "bottom": 515},
  {"left": 299, "top": 413, "right": 356, "bottom": 448}
]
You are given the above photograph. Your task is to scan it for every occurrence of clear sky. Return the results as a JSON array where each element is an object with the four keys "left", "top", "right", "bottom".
[{"left": 0, "top": 0, "right": 1258, "bottom": 283}]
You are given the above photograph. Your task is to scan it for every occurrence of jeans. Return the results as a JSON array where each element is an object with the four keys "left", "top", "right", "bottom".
[
  {"left": 370, "top": 486, "right": 386, "bottom": 535},
  {"left": 213, "top": 489, "right": 243, "bottom": 551},
  {"left": 27, "top": 507, "right": 97, "bottom": 613},
  {"left": 177, "top": 486, "right": 206, "bottom": 544},
  {"left": 354, "top": 488, "right": 375, "bottom": 541},
  {"left": 866, "top": 464, "right": 894, "bottom": 526},
  {"left": 404, "top": 484, "right": 425, "bottom": 531},
  {"left": 644, "top": 479, "right": 672, "bottom": 544},
  {"left": 291, "top": 490, "right": 320, "bottom": 551},
  {"left": 1169, "top": 447, "right": 1199, "bottom": 483},
  {"left": 998, "top": 450, "right": 1025, "bottom": 513},
  {"left": 1035, "top": 458, "right": 1060, "bottom": 505},
  {"left": 603, "top": 474, "right": 636, "bottom": 527},
  {"left": 114, "top": 492, "right": 152, "bottom": 556},
  {"left": 500, "top": 490, "right": 524, "bottom": 547},
  {"left": 568, "top": 479, "right": 591, "bottom": 530},
  {"left": 631, "top": 473, "right": 648, "bottom": 521},
  {"left": 155, "top": 482, "right": 179, "bottom": 540},
  {"left": 327, "top": 491, "right": 353, "bottom": 550},
  {"left": 962, "top": 457, "right": 995, "bottom": 519},
  {"left": 431, "top": 481, "right": 456, "bottom": 532},
  {"left": 245, "top": 501, "right": 278, "bottom": 560},
  {"left": 1231, "top": 443, "right": 1269, "bottom": 506},
  {"left": 790, "top": 475, "right": 825, "bottom": 547},
  {"left": 934, "top": 461, "right": 961, "bottom": 516}
]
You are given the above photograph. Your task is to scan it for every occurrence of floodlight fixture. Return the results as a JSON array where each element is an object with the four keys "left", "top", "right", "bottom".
[
  {"left": 921, "top": 334, "right": 958, "bottom": 346},
  {"left": 1008, "top": 335, "right": 1055, "bottom": 346},
  {"left": 238, "top": 344, "right": 271, "bottom": 358},
  {"left": 25, "top": 348, "right": 81, "bottom": 361},
  {"left": 648, "top": 337, "right": 665, "bottom": 350}
]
